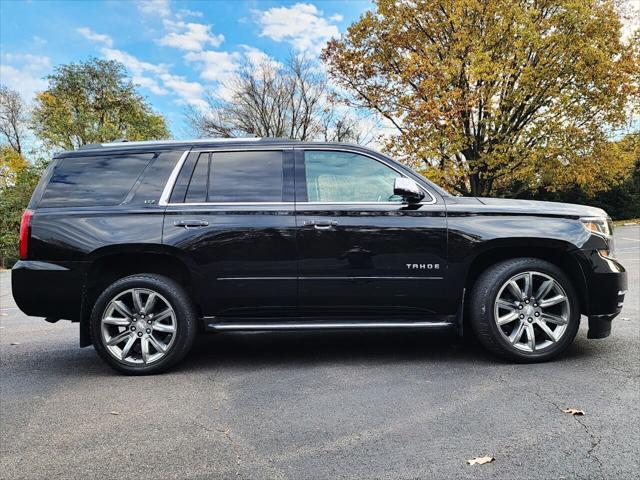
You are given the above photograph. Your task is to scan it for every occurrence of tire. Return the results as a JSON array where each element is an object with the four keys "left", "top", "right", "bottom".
[
  {"left": 90, "top": 274, "right": 197, "bottom": 375},
  {"left": 469, "top": 257, "right": 580, "bottom": 362}
]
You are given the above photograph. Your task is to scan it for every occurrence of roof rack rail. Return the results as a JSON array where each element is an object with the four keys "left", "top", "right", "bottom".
[
  {"left": 75, "top": 137, "right": 298, "bottom": 150},
  {"left": 97, "top": 137, "right": 265, "bottom": 148}
]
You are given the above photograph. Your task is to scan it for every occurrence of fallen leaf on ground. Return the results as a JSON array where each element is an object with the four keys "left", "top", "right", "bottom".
[
  {"left": 109, "top": 411, "right": 120, "bottom": 415},
  {"left": 10, "top": 342, "right": 19, "bottom": 345},
  {"left": 562, "top": 408, "right": 585, "bottom": 416},
  {"left": 467, "top": 456, "right": 494, "bottom": 465}
]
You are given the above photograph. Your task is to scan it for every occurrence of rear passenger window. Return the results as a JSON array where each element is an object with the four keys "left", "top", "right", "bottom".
[
  {"left": 39, "top": 154, "right": 154, "bottom": 207},
  {"left": 182, "top": 150, "right": 284, "bottom": 203}
]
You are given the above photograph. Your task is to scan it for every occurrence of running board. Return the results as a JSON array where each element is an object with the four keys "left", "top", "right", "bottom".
[{"left": 204, "top": 320, "right": 455, "bottom": 332}]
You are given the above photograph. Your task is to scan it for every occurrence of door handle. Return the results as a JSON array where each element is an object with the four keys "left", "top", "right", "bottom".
[
  {"left": 174, "top": 219, "right": 209, "bottom": 228},
  {"left": 304, "top": 220, "right": 338, "bottom": 229}
]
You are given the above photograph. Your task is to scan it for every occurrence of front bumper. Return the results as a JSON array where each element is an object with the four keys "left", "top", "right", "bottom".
[{"left": 581, "top": 251, "right": 627, "bottom": 339}]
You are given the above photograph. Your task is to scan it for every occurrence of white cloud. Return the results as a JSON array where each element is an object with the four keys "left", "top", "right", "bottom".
[
  {"left": 184, "top": 50, "right": 240, "bottom": 82},
  {"left": 77, "top": 27, "right": 114, "bottom": 47},
  {"left": 100, "top": 48, "right": 207, "bottom": 106},
  {"left": 132, "top": 75, "right": 169, "bottom": 96},
  {"left": 159, "top": 73, "right": 207, "bottom": 108},
  {"left": 176, "top": 9, "right": 203, "bottom": 20},
  {"left": 101, "top": 47, "right": 166, "bottom": 75},
  {"left": 240, "top": 46, "right": 282, "bottom": 70},
  {"left": 0, "top": 53, "right": 51, "bottom": 101},
  {"left": 31, "top": 36, "right": 47, "bottom": 46},
  {"left": 253, "top": 3, "right": 341, "bottom": 53},
  {"left": 100, "top": 48, "right": 169, "bottom": 96},
  {"left": 137, "top": 0, "right": 171, "bottom": 18},
  {"left": 159, "top": 19, "right": 224, "bottom": 51}
]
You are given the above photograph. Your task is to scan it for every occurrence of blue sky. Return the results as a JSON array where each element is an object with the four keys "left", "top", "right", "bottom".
[{"left": 1, "top": 0, "right": 373, "bottom": 137}]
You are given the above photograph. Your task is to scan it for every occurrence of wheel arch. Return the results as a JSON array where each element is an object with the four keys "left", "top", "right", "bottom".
[
  {"left": 80, "top": 245, "right": 200, "bottom": 347},
  {"left": 463, "top": 240, "right": 589, "bottom": 316}
]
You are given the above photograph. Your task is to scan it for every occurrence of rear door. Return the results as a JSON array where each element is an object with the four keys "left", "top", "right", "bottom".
[
  {"left": 162, "top": 147, "right": 297, "bottom": 318},
  {"left": 294, "top": 148, "right": 449, "bottom": 318}
]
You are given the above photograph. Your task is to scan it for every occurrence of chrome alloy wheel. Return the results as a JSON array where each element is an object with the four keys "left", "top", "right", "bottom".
[
  {"left": 493, "top": 271, "right": 570, "bottom": 353},
  {"left": 100, "top": 288, "right": 177, "bottom": 365}
]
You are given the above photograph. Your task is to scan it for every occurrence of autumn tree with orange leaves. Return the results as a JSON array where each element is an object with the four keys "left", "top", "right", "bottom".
[{"left": 323, "top": 0, "right": 639, "bottom": 196}]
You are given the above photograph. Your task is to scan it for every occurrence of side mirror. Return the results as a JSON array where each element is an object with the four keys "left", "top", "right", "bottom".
[{"left": 394, "top": 177, "right": 425, "bottom": 203}]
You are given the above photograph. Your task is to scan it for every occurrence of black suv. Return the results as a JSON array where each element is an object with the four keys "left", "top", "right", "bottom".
[{"left": 12, "top": 138, "right": 627, "bottom": 374}]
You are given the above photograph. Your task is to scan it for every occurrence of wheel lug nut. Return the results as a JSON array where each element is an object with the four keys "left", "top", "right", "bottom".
[
  {"left": 518, "top": 305, "right": 523, "bottom": 310},
  {"left": 130, "top": 326, "right": 136, "bottom": 331},
  {"left": 528, "top": 317, "right": 533, "bottom": 322},
  {"left": 535, "top": 312, "right": 540, "bottom": 317},
  {"left": 525, "top": 300, "right": 530, "bottom": 304},
  {"left": 141, "top": 314, "right": 145, "bottom": 318},
  {"left": 147, "top": 320, "right": 152, "bottom": 324},
  {"left": 137, "top": 332, "right": 143, "bottom": 337},
  {"left": 146, "top": 328, "right": 151, "bottom": 334},
  {"left": 520, "top": 314, "right": 525, "bottom": 319}
]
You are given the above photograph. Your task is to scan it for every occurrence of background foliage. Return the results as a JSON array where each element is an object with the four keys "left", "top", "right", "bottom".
[{"left": 323, "top": 0, "right": 639, "bottom": 197}]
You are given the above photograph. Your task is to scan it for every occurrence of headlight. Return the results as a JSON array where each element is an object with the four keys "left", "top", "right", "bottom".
[{"left": 580, "top": 217, "right": 612, "bottom": 237}]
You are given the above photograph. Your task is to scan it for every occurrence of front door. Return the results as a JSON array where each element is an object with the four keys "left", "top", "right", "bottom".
[
  {"left": 163, "top": 147, "right": 297, "bottom": 318},
  {"left": 295, "top": 148, "right": 448, "bottom": 318}
]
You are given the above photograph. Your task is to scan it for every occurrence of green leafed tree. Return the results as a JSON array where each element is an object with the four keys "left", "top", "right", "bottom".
[
  {"left": 31, "top": 58, "right": 169, "bottom": 150},
  {"left": 322, "top": 0, "right": 640, "bottom": 197},
  {"left": 0, "top": 161, "right": 43, "bottom": 268}
]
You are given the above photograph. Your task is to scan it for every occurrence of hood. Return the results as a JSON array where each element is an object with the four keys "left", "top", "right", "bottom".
[{"left": 473, "top": 197, "right": 608, "bottom": 218}]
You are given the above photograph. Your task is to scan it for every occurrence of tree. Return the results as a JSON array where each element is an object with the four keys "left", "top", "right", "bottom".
[
  {"left": 0, "top": 161, "right": 43, "bottom": 268},
  {"left": 31, "top": 58, "right": 169, "bottom": 150},
  {"left": 187, "top": 54, "right": 366, "bottom": 143},
  {"left": 322, "top": 0, "right": 640, "bottom": 196},
  {"left": 0, "top": 85, "right": 29, "bottom": 155},
  {"left": 0, "top": 146, "right": 28, "bottom": 190}
]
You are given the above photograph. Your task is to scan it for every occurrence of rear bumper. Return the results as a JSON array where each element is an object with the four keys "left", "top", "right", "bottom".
[{"left": 12, "top": 260, "right": 84, "bottom": 321}]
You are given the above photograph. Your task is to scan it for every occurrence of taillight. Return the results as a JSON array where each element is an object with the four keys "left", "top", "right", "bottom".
[{"left": 19, "top": 209, "right": 33, "bottom": 260}]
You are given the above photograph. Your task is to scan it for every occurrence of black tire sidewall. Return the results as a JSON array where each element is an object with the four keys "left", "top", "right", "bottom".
[
  {"left": 471, "top": 258, "right": 580, "bottom": 362},
  {"left": 90, "top": 274, "right": 197, "bottom": 375}
]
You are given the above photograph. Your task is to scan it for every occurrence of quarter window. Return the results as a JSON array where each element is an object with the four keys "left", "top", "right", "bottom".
[
  {"left": 303, "top": 150, "right": 402, "bottom": 203},
  {"left": 40, "top": 153, "right": 154, "bottom": 207}
]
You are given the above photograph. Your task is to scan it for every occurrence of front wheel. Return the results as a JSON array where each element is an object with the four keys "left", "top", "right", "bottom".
[
  {"left": 90, "top": 274, "right": 197, "bottom": 375},
  {"left": 469, "top": 258, "right": 580, "bottom": 362}
]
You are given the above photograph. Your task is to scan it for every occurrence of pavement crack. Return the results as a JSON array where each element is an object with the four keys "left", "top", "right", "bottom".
[
  {"left": 192, "top": 421, "right": 243, "bottom": 477},
  {"left": 573, "top": 415, "right": 604, "bottom": 480},
  {"left": 497, "top": 374, "right": 605, "bottom": 480},
  {"left": 217, "top": 427, "right": 242, "bottom": 477}
]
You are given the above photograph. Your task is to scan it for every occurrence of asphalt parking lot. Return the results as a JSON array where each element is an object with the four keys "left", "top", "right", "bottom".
[{"left": 1, "top": 225, "right": 638, "bottom": 480}]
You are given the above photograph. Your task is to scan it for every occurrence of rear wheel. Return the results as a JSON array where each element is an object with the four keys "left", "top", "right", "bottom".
[
  {"left": 90, "top": 274, "right": 197, "bottom": 375},
  {"left": 469, "top": 258, "right": 580, "bottom": 362}
]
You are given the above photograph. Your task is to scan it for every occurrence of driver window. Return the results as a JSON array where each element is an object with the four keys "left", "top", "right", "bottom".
[{"left": 303, "top": 150, "right": 402, "bottom": 203}]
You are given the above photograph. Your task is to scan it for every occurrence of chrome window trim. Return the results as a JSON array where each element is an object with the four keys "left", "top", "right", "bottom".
[
  {"left": 168, "top": 202, "right": 293, "bottom": 207},
  {"left": 298, "top": 147, "right": 437, "bottom": 205},
  {"left": 159, "top": 147, "right": 292, "bottom": 206},
  {"left": 158, "top": 146, "right": 439, "bottom": 207},
  {"left": 159, "top": 150, "right": 190, "bottom": 206}
]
